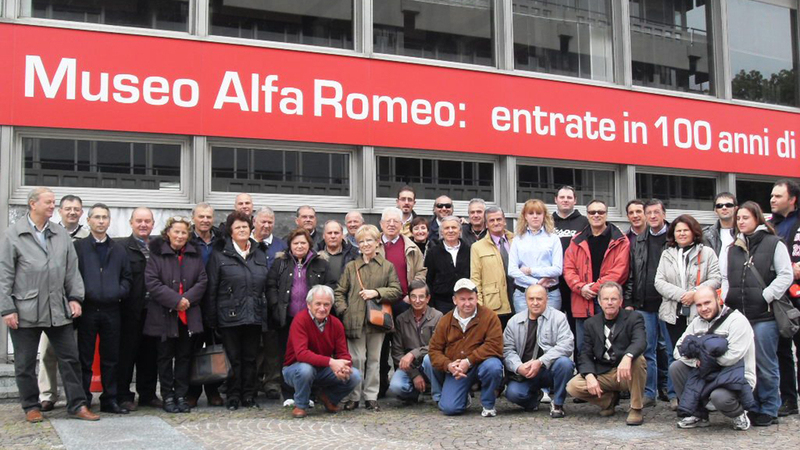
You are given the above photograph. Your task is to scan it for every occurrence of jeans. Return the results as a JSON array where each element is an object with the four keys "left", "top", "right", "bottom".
[
  {"left": 388, "top": 365, "right": 427, "bottom": 401},
  {"left": 752, "top": 320, "right": 781, "bottom": 417},
  {"left": 513, "top": 289, "right": 561, "bottom": 315},
  {"left": 639, "top": 311, "right": 675, "bottom": 400},
  {"left": 506, "top": 356, "right": 574, "bottom": 408},
  {"left": 421, "top": 355, "right": 443, "bottom": 402},
  {"left": 425, "top": 356, "right": 504, "bottom": 415},
  {"left": 282, "top": 363, "right": 362, "bottom": 410}
]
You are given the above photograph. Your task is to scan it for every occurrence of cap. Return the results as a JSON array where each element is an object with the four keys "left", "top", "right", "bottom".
[{"left": 453, "top": 278, "right": 477, "bottom": 293}]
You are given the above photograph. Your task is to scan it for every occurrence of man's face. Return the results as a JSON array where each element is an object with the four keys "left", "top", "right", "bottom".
[
  {"left": 485, "top": 211, "right": 506, "bottom": 237},
  {"left": 555, "top": 188, "right": 576, "bottom": 215},
  {"left": 130, "top": 208, "right": 154, "bottom": 239},
  {"left": 296, "top": 207, "right": 317, "bottom": 232},
  {"left": 234, "top": 194, "right": 253, "bottom": 216},
  {"left": 433, "top": 196, "right": 453, "bottom": 219},
  {"left": 345, "top": 213, "right": 364, "bottom": 236},
  {"left": 441, "top": 220, "right": 461, "bottom": 243},
  {"left": 586, "top": 202, "right": 608, "bottom": 229},
  {"left": 526, "top": 286, "right": 548, "bottom": 318},
  {"left": 59, "top": 200, "right": 83, "bottom": 227},
  {"left": 254, "top": 213, "right": 275, "bottom": 240},
  {"left": 396, "top": 190, "right": 416, "bottom": 215},
  {"left": 695, "top": 290, "right": 720, "bottom": 321},
  {"left": 307, "top": 292, "right": 333, "bottom": 322},
  {"left": 714, "top": 196, "right": 737, "bottom": 221},
  {"left": 627, "top": 203, "right": 645, "bottom": 229},
  {"left": 645, "top": 204, "right": 666, "bottom": 230},
  {"left": 598, "top": 287, "right": 622, "bottom": 319},
  {"left": 192, "top": 206, "right": 214, "bottom": 234},
  {"left": 30, "top": 192, "right": 56, "bottom": 220},
  {"left": 408, "top": 287, "right": 430, "bottom": 313},
  {"left": 468, "top": 203, "right": 485, "bottom": 228},
  {"left": 380, "top": 214, "right": 402, "bottom": 240},
  {"left": 323, "top": 222, "right": 343, "bottom": 250},
  {"left": 87, "top": 207, "right": 110, "bottom": 236},
  {"left": 452, "top": 290, "right": 478, "bottom": 317},
  {"left": 770, "top": 184, "right": 796, "bottom": 217}
]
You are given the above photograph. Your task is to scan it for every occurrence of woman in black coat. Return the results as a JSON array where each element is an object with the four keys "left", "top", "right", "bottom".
[
  {"left": 424, "top": 216, "right": 471, "bottom": 313},
  {"left": 204, "top": 212, "right": 269, "bottom": 410},
  {"left": 144, "top": 216, "right": 207, "bottom": 413}
]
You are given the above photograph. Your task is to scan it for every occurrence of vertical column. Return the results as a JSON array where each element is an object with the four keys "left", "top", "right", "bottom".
[
  {"left": 0, "top": 126, "right": 12, "bottom": 362},
  {"left": 713, "top": 0, "right": 731, "bottom": 100},
  {"left": 192, "top": 136, "right": 207, "bottom": 204},
  {"left": 495, "top": 0, "right": 514, "bottom": 71},
  {"left": 498, "top": 155, "right": 517, "bottom": 217},
  {"left": 356, "top": 0, "right": 371, "bottom": 55},
  {"left": 614, "top": 0, "right": 632, "bottom": 88},
  {"left": 358, "top": 146, "right": 375, "bottom": 211},
  {"left": 194, "top": 0, "right": 210, "bottom": 37},
  {"left": 718, "top": 172, "right": 736, "bottom": 196},
  {"left": 619, "top": 164, "right": 637, "bottom": 210}
]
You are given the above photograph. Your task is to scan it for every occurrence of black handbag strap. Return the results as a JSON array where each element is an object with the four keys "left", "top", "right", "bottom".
[
  {"left": 706, "top": 308, "right": 733, "bottom": 335},
  {"left": 745, "top": 260, "right": 770, "bottom": 291}
]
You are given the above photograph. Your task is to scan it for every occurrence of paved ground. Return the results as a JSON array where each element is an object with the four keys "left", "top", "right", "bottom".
[{"left": 1, "top": 396, "right": 799, "bottom": 449}]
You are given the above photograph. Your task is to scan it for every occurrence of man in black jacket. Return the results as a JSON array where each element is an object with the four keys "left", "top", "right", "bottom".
[
  {"left": 74, "top": 203, "right": 132, "bottom": 414},
  {"left": 553, "top": 186, "right": 589, "bottom": 335},
  {"left": 567, "top": 282, "right": 647, "bottom": 426},
  {"left": 117, "top": 207, "right": 162, "bottom": 411}
]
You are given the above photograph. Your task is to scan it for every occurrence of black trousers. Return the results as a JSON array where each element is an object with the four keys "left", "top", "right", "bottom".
[
  {"left": 77, "top": 306, "right": 120, "bottom": 406},
  {"left": 257, "top": 330, "right": 282, "bottom": 393},
  {"left": 187, "top": 330, "right": 222, "bottom": 401},
  {"left": 666, "top": 316, "right": 688, "bottom": 354},
  {"left": 117, "top": 308, "right": 159, "bottom": 404},
  {"left": 278, "top": 318, "right": 296, "bottom": 399},
  {"left": 220, "top": 325, "right": 262, "bottom": 401},
  {"left": 778, "top": 333, "right": 800, "bottom": 405},
  {"left": 157, "top": 322, "right": 195, "bottom": 400},
  {"left": 10, "top": 324, "right": 87, "bottom": 413}
]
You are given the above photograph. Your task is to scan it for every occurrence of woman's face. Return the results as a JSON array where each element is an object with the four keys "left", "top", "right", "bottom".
[
  {"left": 525, "top": 209, "right": 544, "bottom": 231},
  {"left": 290, "top": 235, "right": 310, "bottom": 259},
  {"left": 737, "top": 209, "right": 758, "bottom": 235},
  {"left": 358, "top": 235, "right": 378, "bottom": 257},
  {"left": 230, "top": 220, "right": 251, "bottom": 243},
  {"left": 673, "top": 222, "right": 694, "bottom": 248},
  {"left": 167, "top": 223, "right": 189, "bottom": 249},
  {"left": 412, "top": 224, "right": 429, "bottom": 242}
]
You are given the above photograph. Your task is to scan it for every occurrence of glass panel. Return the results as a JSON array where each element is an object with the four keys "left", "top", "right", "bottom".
[
  {"left": 635, "top": 172, "right": 714, "bottom": 210},
  {"left": 373, "top": 0, "right": 494, "bottom": 66},
  {"left": 210, "top": 0, "right": 354, "bottom": 49},
  {"left": 22, "top": 137, "right": 181, "bottom": 190},
  {"left": 736, "top": 179, "right": 774, "bottom": 213},
  {"left": 728, "top": 0, "right": 798, "bottom": 107},
  {"left": 29, "top": 0, "right": 189, "bottom": 31},
  {"left": 630, "top": 0, "right": 714, "bottom": 95},
  {"left": 211, "top": 145, "right": 351, "bottom": 196},
  {"left": 517, "top": 164, "right": 615, "bottom": 206},
  {"left": 513, "top": 0, "right": 614, "bottom": 82},
  {"left": 376, "top": 154, "right": 494, "bottom": 201}
]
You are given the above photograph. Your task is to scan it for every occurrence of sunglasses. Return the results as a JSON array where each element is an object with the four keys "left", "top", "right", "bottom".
[
  {"left": 587, "top": 210, "right": 607, "bottom": 216},
  {"left": 715, "top": 203, "right": 736, "bottom": 209},
  {"left": 170, "top": 216, "right": 192, "bottom": 225},
  {"left": 435, "top": 203, "right": 453, "bottom": 209}
]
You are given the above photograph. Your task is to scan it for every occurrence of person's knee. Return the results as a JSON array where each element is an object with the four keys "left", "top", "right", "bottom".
[
  {"left": 709, "top": 389, "right": 740, "bottom": 415},
  {"left": 505, "top": 382, "right": 526, "bottom": 404},
  {"left": 551, "top": 357, "right": 575, "bottom": 376},
  {"left": 348, "top": 368, "right": 363, "bottom": 387},
  {"left": 479, "top": 358, "right": 503, "bottom": 380},
  {"left": 566, "top": 376, "right": 582, "bottom": 397},
  {"left": 293, "top": 363, "right": 315, "bottom": 382},
  {"left": 439, "top": 398, "right": 465, "bottom": 416}
]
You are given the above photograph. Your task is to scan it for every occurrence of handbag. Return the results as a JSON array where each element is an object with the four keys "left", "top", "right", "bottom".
[
  {"left": 746, "top": 262, "right": 800, "bottom": 338},
  {"left": 356, "top": 264, "right": 394, "bottom": 332},
  {"left": 190, "top": 334, "right": 232, "bottom": 385}
]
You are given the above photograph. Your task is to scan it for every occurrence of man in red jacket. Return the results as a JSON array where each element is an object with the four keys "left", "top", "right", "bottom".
[{"left": 282, "top": 285, "right": 362, "bottom": 418}]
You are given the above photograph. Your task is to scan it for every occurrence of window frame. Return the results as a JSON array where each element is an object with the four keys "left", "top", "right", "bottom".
[{"left": 633, "top": 165, "right": 721, "bottom": 223}]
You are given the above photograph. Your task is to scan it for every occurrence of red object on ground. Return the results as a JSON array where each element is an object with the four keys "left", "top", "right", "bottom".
[{"left": 90, "top": 336, "right": 102, "bottom": 392}]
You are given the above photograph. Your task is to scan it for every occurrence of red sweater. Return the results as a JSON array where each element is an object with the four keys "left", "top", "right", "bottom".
[
  {"left": 283, "top": 311, "right": 352, "bottom": 368},
  {"left": 384, "top": 238, "right": 408, "bottom": 295}
]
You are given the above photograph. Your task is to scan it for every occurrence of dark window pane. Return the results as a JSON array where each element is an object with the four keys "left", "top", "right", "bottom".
[
  {"left": 630, "top": 0, "right": 714, "bottom": 95},
  {"left": 517, "top": 164, "right": 615, "bottom": 206},
  {"left": 211, "top": 145, "right": 350, "bottom": 196},
  {"left": 22, "top": 137, "right": 181, "bottom": 190},
  {"left": 30, "top": 0, "right": 189, "bottom": 31},
  {"left": 636, "top": 172, "right": 714, "bottom": 210},
  {"left": 736, "top": 179, "right": 773, "bottom": 213},
  {"left": 728, "top": 0, "right": 798, "bottom": 107},
  {"left": 514, "top": 0, "right": 613, "bottom": 81},
  {"left": 376, "top": 154, "right": 494, "bottom": 201},
  {"left": 374, "top": 0, "right": 494, "bottom": 66},
  {"left": 210, "top": 0, "right": 354, "bottom": 50}
]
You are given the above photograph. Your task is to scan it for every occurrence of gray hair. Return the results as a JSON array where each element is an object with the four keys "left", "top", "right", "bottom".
[
  {"left": 468, "top": 198, "right": 486, "bottom": 209},
  {"left": 345, "top": 210, "right": 364, "bottom": 222},
  {"left": 255, "top": 206, "right": 275, "bottom": 218},
  {"left": 323, "top": 220, "right": 343, "bottom": 232},
  {"left": 130, "top": 207, "right": 154, "bottom": 222},
  {"left": 484, "top": 205, "right": 504, "bottom": 221},
  {"left": 598, "top": 281, "right": 623, "bottom": 298},
  {"left": 192, "top": 202, "right": 214, "bottom": 217},
  {"left": 381, "top": 207, "right": 403, "bottom": 222},
  {"left": 27, "top": 187, "right": 53, "bottom": 208},
  {"left": 439, "top": 215, "right": 462, "bottom": 239},
  {"left": 306, "top": 284, "right": 335, "bottom": 305}
]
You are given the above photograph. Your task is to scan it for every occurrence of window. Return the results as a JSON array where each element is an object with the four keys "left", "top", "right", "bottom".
[
  {"left": 636, "top": 172, "right": 715, "bottom": 210},
  {"left": 209, "top": 0, "right": 354, "bottom": 49},
  {"left": 376, "top": 154, "right": 494, "bottom": 201},
  {"left": 373, "top": 0, "right": 494, "bottom": 66},
  {"left": 629, "top": 0, "right": 715, "bottom": 95},
  {"left": 517, "top": 163, "right": 615, "bottom": 205},
  {"left": 513, "top": 0, "right": 614, "bottom": 82},
  {"left": 23, "top": 136, "right": 182, "bottom": 190},
  {"left": 736, "top": 178, "right": 775, "bottom": 213},
  {"left": 211, "top": 144, "right": 351, "bottom": 196},
  {"left": 26, "top": 0, "right": 189, "bottom": 31},
  {"left": 728, "top": 0, "right": 798, "bottom": 107}
]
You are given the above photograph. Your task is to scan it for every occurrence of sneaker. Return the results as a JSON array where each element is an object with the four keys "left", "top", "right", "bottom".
[
  {"left": 751, "top": 412, "right": 778, "bottom": 427},
  {"left": 283, "top": 399, "right": 295, "bottom": 408},
  {"left": 481, "top": 407, "right": 497, "bottom": 417},
  {"left": 778, "top": 402, "right": 799, "bottom": 417},
  {"left": 540, "top": 392, "right": 552, "bottom": 404},
  {"left": 549, "top": 403, "right": 565, "bottom": 418},
  {"left": 732, "top": 412, "right": 751, "bottom": 431},
  {"left": 677, "top": 416, "right": 710, "bottom": 429}
]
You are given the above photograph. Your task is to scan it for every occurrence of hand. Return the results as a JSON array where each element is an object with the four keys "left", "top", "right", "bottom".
[
  {"left": 585, "top": 374, "right": 603, "bottom": 398},
  {"left": 2, "top": 313, "right": 19, "bottom": 329},
  {"left": 793, "top": 262, "right": 800, "bottom": 280},
  {"left": 413, "top": 375, "right": 426, "bottom": 393},
  {"left": 448, "top": 360, "right": 466, "bottom": 379},
  {"left": 679, "top": 290, "right": 695, "bottom": 306},
  {"left": 528, "top": 359, "right": 543, "bottom": 379},
  {"left": 69, "top": 301, "right": 82, "bottom": 319},
  {"left": 517, "top": 361, "right": 533, "bottom": 378},
  {"left": 176, "top": 298, "right": 190, "bottom": 311},
  {"left": 359, "top": 289, "right": 379, "bottom": 300},
  {"left": 329, "top": 358, "right": 351, "bottom": 378},
  {"left": 617, "top": 355, "right": 632, "bottom": 382},
  {"left": 521, "top": 266, "right": 532, "bottom": 276},
  {"left": 335, "top": 364, "right": 353, "bottom": 381},
  {"left": 581, "top": 283, "right": 596, "bottom": 300},
  {"left": 456, "top": 359, "right": 471, "bottom": 376},
  {"left": 399, "top": 353, "right": 415, "bottom": 372}
]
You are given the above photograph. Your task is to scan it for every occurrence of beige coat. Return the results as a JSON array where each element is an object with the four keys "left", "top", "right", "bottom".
[
  {"left": 377, "top": 234, "right": 427, "bottom": 291},
  {"left": 470, "top": 231, "right": 514, "bottom": 315},
  {"left": 334, "top": 254, "right": 402, "bottom": 339}
]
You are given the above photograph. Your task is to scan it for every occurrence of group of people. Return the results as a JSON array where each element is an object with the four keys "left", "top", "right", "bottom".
[{"left": 1, "top": 179, "right": 798, "bottom": 432}]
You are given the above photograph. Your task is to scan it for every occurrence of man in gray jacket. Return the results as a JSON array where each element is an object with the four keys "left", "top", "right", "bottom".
[
  {"left": 0, "top": 187, "right": 98, "bottom": 423},
  {"left": 504, "top": 284, "right": 574, "bottom": 418}
]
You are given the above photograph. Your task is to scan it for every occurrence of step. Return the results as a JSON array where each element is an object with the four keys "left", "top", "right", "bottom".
[{"left": 0, "top": 385, "right": 19, "bottom": 399}]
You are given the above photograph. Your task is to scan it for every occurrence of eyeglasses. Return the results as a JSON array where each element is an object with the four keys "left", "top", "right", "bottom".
[
  {"left": 435, "top": 203, "right": 453, "bottom": 209},
  {"left": 715, "top": 203, "right": 736, "bottom": 209},
  {"left": 587, "top": 210, "right": 607, "bottom": 216}
]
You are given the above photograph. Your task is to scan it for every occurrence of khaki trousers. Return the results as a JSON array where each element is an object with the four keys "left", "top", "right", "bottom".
[
  {"left": 346, "top": 332, "right": 384, "bottom": 402},
  {"left": 566, "top": 356, "right": 647, "bottom": 410},
  {"left": 37, "top": 334, "right": 60, "bottom": 403}
]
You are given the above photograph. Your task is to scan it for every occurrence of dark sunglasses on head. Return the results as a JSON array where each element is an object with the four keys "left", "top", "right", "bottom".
[
  {"left": 587, "top": 210, "right": 607, "bottom": 216},
  {"left": 435, "top": 203, "right": 453, "bottom": 209},
  {"left": 715, "top": 203, "right": 736, "bottom": 209}
]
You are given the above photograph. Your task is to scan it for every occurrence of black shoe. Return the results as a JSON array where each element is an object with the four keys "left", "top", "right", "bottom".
[
  {"left": 778, "top": 402, "right": 799, "bottom": 417},
  {"left": 163, "top": 398, "right": 179, "bottom": 414},
  {"left": 176, "top": 397, "right": 191, "bottom": 413},
  {"left": 619, "top": 391, "right": 631, "bottom": 400},
  {"left": 242, "top": 398, "right": 260, "bottom": 409},
  {"left": 657, "top": 387, "right": 669, "bottom": 402},
  {"left": 751, "top": 412, "right": 778, "bottom": 427},
  {"left": 572, "top": 398, "right": 587, "bottom": 404},
  {"left": 100, "top": 401, "right": 130, "bottom": 414},
  {"left": 227, "top": 398, "right": 240, "bottom": 411}
]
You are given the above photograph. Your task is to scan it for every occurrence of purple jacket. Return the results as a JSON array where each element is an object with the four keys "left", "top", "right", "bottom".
[{"left": 143, "top": 239, "right": 208, "bottom": 340}]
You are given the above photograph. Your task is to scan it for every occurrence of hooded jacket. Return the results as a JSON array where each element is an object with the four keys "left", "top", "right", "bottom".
[{"left": 654, "top": 243, "right": 721, "bottom": 325}]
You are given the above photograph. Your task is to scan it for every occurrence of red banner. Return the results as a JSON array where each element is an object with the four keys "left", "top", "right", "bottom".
[{"left": 0, "top": 23, "right": 797, "bottom": 177}]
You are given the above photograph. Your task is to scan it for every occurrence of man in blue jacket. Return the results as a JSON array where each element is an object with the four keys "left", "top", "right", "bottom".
[{"left": 74, "top": 203, "right": 132, "bottom": 414}]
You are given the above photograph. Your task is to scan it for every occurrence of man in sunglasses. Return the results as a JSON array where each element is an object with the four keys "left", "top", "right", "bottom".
[
  {"left": 702, "top": 192, "right": 737, "bottom": 256},
  {"left": 429, "top": 195, "right": 454, "bottom": 242}
]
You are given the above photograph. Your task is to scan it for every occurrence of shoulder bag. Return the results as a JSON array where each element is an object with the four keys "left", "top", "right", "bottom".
[
  {"left": 746, "top": 262, "right": 800, "bottom": 338},
  {"left": 356, "top": 264, "right": 394, "bottom": 332}
]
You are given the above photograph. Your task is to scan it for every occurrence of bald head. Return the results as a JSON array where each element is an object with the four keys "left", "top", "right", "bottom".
[{"left": 234, "top": 193, "right": 253, "bottom": 216}]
